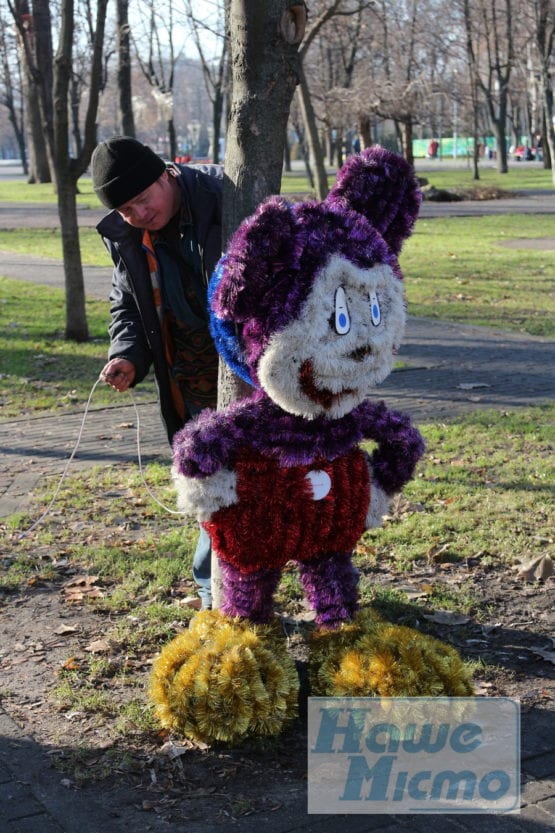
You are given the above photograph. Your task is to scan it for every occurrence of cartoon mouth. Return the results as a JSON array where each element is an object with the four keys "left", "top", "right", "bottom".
[
  {"left": 299, "top": 360, "right": 357, "bottom": 409},
  {"left": 348, "top": 344, "right": 373, "bottom": 362}
]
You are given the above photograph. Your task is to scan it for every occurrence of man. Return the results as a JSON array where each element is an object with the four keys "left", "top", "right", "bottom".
[{"left": 91, "top": 136, "right": 223, "bottom": 607}]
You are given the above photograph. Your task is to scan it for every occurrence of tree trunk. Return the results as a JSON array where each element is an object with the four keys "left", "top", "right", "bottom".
[
  {"left": 8, "top": 108, "right": 28, "bottom": 174},
  {"left": 52, "top": 0, "right": 88, "bottom": 341},
  {"left": 59, "top": 181, "right": 89, "bottom": 341},
  {"left": 1, "top": 69, "right": 28, "bottom": 174},
  {"left": 296, "top": 61, "right": 328, "bottom": 200},
  {"left": 117, "top": 0, "right": 135, "bottom": 136},
  {"left": 24, "top": 82, "right": 50, "bottom": 182},
  {"left": 10, "top": 0, "right": 51, "bottom": 182},
  {"left": 212, "top": 86, "right": 225, "bottom": 164},
  {"left": 223, "top": 1, "right": 305, "bottom": 235},
  {"left": 32, "top": 0, "right": 57, "bottom": 186},
  {"left": 211, "top": 0, "right": 306, "bottom": 607},
  {"left": 541, "top": 86, "right": 554, "bottom": 179},
  {"left": 57, "top": 0, "right": 108, "bottom": 338},
  {"left": 168, "top": 116, "right": 177, "bottom": 161},
  {"left": 358, "top": 114, "right": 372, "bottom": 150},
  {"left": 293, "top": 115, "right": 314, "bottom": 188},
  {"left": 283, "top": 136, "right": 291, "bottom": 171},
  {"left": 400, "top": 120, "right": 414, "bottom": 165},
  {"left": 336, "top": 127, "right": 344, "bottom": 168},
  {"left": 70, "top": 74, "right": 82, "bottom": 157},
  {"left": 490, "top": 98, "right": 509, "bottom": 174}
]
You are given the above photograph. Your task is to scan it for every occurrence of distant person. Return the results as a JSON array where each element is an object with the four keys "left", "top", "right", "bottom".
[
  {"left": 91, "top": 136, "right": 223, "bottom": 608},
  {"left": 427, "top": 139, "right": 439, "bottom": 159}
]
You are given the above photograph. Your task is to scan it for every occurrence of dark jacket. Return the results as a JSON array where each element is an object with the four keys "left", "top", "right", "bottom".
[{"left": 96, "top": 163, "right": 223, "bottom": 443}]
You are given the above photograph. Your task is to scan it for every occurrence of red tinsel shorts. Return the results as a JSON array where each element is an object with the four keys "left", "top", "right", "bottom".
[{"left": 203, "top": 447, "right": 370, "bottom": 573}]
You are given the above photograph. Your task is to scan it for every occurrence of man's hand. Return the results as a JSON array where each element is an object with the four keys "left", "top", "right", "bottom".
[{"left": 100, "top": 358, "right": 136, "bottom": 392}]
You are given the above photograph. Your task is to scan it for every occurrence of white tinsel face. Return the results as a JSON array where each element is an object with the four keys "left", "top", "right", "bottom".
[{"left": 257, "top": 254, "right": 406, "bottom": 419}]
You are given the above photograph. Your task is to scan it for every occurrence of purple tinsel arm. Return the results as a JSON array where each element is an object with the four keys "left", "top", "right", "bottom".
[
  {"left": 358, "top": 400, "right": 425, "bottom": 495},
  {"left": 171, "top": 395, "right": 258, "bottom": 477},
  {"left": 172, "top": 391, "right": 425, "bottom": 489}
]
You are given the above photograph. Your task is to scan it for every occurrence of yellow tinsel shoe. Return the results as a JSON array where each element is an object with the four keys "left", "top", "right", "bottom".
[
  {"left": 309, "top": 609, "right": 474, "bottom": 698},
  {"left": 149, "top": 610, "right": 300, "bottom": 744}
]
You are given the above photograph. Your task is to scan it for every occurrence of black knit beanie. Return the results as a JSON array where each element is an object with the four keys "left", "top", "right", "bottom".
[{"left": 91, "top": 136, "right": 167, "bottom": 209}]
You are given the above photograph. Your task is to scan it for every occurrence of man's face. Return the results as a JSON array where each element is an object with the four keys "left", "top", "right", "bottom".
[{"left": 117, "top": 171, "right": 180, "bottom": 230}]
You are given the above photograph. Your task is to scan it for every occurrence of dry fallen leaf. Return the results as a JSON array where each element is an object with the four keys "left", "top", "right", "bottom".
[
  {"left": 61, "top": 656, "right": 82, "bottom": 671},
  {"left": 517, "top": 554, "right": 553, "bottom": 582},
  {"left": 395, "top": 584, "right": 430, "bottom": 600},
  {"left": 63, "top": 574, "right": 100, "bottom": 587},
  {"left": 62, "top": 574, "right": 104, "bottom": 603},
  {"left": 84, "top": 639, "right": 112, "bottom": 654},
  {"left": 158, "top": 740, "right": 193, "bottom": 759},
  {"left": 54, "top": 624, "right": 79, "bottom": 636},
  {"left": 473, "top": 681, "right": 494, "bottom": 695}
]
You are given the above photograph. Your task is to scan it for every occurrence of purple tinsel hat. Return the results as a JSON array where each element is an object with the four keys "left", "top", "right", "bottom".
[{"left": 209, "top": 146, "right": 421, "bottom": 385}]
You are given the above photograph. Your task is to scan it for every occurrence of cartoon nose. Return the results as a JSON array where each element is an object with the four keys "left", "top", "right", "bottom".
[{"left": 348, "top": 344, "right": 373, "bottom": 361}]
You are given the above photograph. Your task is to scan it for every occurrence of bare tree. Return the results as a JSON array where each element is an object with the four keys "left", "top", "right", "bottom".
[
  {"left": 8, "top": 0, "right": 50, "bottom": 181},
  {"left": 9, "top": 0, "right": 109, "bottom": 340},
  {"left": 223, "top": 0, "right": 306, "bottom": 236},
  {"left": 359, "top": 0, "right": 436, "bottom": 165},
  {"left": 133, "top": 0, "right": 181, "bottom": 159},
  {"left": 182, "top": 0, "right": 228, "bottom": 164},
  {"left": 0, "top": 7, "right": 27, "bottom": 171},
  {"left": 530, "top": 0, "right": 554, "bottom": 176},
  {"left": 117, "top": 0, "right": 135, "bottom": 136},
  {"left": 296, "top": 0, "right": 368, "bottom": 199},
  {"left": 52, "top": 0, "right": 109, "bottom": 341},
  {"left": 462, "top": 5, "right": 483, "bottom": 180},
  {"left": 296, "top": 61, "right": 329, "bottom": 197},
  {"left": 313, "top": 1, "right": 367, "bottom": 167},
  {"left": 28, "top": 0, "right": 55, "bottom": 173},
  {"left": 463, "top": 0, "right": 515, "bottom": 173}
]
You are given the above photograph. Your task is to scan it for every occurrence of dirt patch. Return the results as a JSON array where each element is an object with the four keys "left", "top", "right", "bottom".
[
  {"left": 453, "top": 186, "right": 519, "bottom": 201},
  {"left": 497, "top": 237, "right": 555, "bottom": 251},
  {"left": 0, "top": 557, "right": 553, "bottom": 827},
  {"left": 421, "top": 184, "right": 519, "bottom": 202}
]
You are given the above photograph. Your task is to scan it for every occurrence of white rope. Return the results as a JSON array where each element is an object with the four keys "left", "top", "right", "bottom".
[
  {"left": 18, "top": 378, "right": 184, "bottom": 539},
  {"left": 131, "top": 389, "right": 183, "bottom": 515}
]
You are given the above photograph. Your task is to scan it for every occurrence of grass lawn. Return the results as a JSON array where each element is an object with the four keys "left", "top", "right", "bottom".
[
  {"left": 0, "top": 227, "right": 113, "bottom": 266},
  {"left": 0, "top": 177, "right": 101, "bottom": 206},
  {"left": 0, "top": 163, "right": 552, "bottom": 206},
  {"left": 413, "top": 163, "right": 555, "bottom": 192},
  {"left": 280, "top": 162, "right": 555, "bottom": 195},
  {"left": 401, "top": 214, "right": 554, "bottom": 337},
  {"left": 0, "top": 276, "right": 156, "bottom": 417}
]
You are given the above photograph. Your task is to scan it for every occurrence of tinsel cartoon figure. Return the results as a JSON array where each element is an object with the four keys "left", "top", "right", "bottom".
[{"left": 150, "top": 147, "right": 473, "bottom": 744}]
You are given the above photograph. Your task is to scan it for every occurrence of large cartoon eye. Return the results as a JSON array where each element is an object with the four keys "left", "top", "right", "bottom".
[
  {"left": 369, "top": 291, "right": 381, "bottom": 326},
  {"left": 334, "top": 286, "right": 351, "bottom": 334}
]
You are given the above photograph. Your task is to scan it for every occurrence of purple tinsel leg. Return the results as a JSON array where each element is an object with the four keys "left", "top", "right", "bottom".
[
  {"left": 219, "top": 561, "right": 281, "bottom": 624},
  {"left": 298, "top": 552, "right": 359, "bottom": 627}
]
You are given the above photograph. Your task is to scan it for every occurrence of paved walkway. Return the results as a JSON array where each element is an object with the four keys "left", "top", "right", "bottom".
[{"left": 1, "top": 192, "right": 554, "bottom": 832}]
